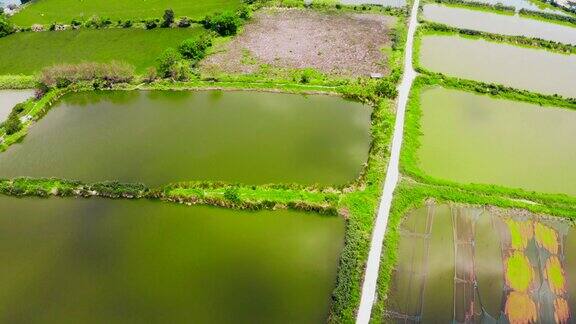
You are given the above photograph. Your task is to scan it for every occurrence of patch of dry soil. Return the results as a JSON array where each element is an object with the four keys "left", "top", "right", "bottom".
[{"left": 201, "top": 8, "right": 395, "bottom": 77}]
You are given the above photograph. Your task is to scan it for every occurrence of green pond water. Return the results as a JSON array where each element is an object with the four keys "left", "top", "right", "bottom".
[
  {"left": 419, "top": 35, "right": 576, "bottom": 98},
  {"left": 385, "top": 203, "right": 576, "bottom": 323},
  {"left": 0, "top": 89, "right": 34, "bottom": 122},
  {"left": 0, "top": 196, "right": 345, "bottom": 323},
  {"left": 417, "top": 87, "right": 576, "bottom": 196},
  {"left": 0, "top": 90, "right": 372, "bottom": 187},
  {"left": 422, "top": 4, "right": 576, "bottom": 45}
]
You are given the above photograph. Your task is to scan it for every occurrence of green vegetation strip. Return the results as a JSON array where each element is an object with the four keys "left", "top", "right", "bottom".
[
  {"left": 426, "top": 0, "right": 515, "bottom": 14},
  {"left": 0, "top": 27, "right": 205, "bottom": 75}
]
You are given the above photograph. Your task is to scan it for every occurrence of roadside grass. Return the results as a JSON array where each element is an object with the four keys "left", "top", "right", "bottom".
[
  {"left": 10, "top": 0, "right": 241, "bottom": 26},
  {"left": 0, "top": 27, "right": 205, "bottom": 75}
]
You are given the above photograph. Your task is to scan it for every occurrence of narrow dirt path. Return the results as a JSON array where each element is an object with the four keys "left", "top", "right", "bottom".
[{"left": 355, "top": 0, "right": 420, "bottom": 322}]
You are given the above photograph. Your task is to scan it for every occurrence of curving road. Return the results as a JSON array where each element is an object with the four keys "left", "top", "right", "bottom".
[{"left": 355, "top": 0, "right": 420, "bottom": 322}]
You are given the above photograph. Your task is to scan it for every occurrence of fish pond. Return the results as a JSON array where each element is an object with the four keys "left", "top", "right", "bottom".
[
  {"left": 0, "top": 90, "right": 372, "bottom": 187},
  {"left": 385, "top": 202, "right": 576, "bottom": 323},
  {"left": 422, "top": 4, "right": 576, "bottom": 45},
  {"left": 416, "top": 87, "right": 576, "bottom": 196},
  {"left": 0, "top": 196, "right": 345, "bottom": 323},
  {"left": 0, "top": 89, "right": 34, "bottom": 122},
  {"left": 419, "top": 35, "right": 576, "bottom": 98}
]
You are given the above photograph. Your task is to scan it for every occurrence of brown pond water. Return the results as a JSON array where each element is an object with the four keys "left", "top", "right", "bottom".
[
  {"left": 419, "top": 35, "right": 576, "bottom": 98},
  {"left": 385, "top": 203, "right": 576, "bottom": 323},
  {"left": 422, "top": 4, "right": 576, "bottom": 45}
]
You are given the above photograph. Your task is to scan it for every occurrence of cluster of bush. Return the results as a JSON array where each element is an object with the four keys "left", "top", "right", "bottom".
[
  {"left": 149, "top": 34, "right": 213, "bottom": 82},
  {"left": 40, "top": 61, "right": 135, "bottom": 88},
  {"left": 0, "top": 14, "right": 15, "bottom": 38},
  {"left": 1, "top": 102, "right": 26, "bottom": 136},
  {"left": 432, "top": 0, "right": 515, "bottom": 12}
]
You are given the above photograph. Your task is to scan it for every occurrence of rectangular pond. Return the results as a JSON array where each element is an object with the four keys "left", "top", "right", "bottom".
[
  {"left": 0, "top": 89, "right": 34, "bottom": 122},
  {"left": 384, "top": 202, "right": 576, "bottom": 323},
  {"left": 0, "top": 90, "right": 372, "bottom": 187},
  {"left": 417, "top": 87, "right": 576, "bottom": 196},
  {"left": 419, "top": 35, "right": 576, "bottom": 98},
  {"left": 422, "top": 4, "right": 576, "bottom": 45},
  {"left": 0, "top": 196, "right": 345, "bottom": 323}
]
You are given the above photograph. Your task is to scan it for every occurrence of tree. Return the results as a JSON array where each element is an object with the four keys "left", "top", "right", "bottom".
[
  {"left": 178, "top": 35, "right": 212, "bottom": 62},
  {"left": 156, "top": 48, "right": 182, "bottom": 78},
  {"left": 162, "top": 8, "right": 175, "bottom": 27},
  {"left": 202, "top": 11, "right": 241, "bottom": 36}
]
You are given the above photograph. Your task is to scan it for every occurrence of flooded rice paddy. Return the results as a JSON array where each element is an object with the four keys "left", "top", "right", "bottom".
[
  {"left": 417, "top": 87, "right": 576, "bottom": 196},
  {"left": 422, "top": 4, "right": 576, "bottom": 45},
  {"left": 0, "top": 89, "right": 34, "bottom": 122},
  {"left": 0, "top": 196, "right": 345, "bottom": 323},
  {"left": 385, "top": 202, "right": 576, "bottom": 323},
  {"left": 419, "top": 35, "right": 576, "bottom": 98},
  {"left": 0, "top": 90, "right": 372, "bottom": 187}
]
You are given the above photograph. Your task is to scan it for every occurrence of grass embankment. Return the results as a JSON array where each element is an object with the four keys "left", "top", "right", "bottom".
[
  {"left": 11, "top": 0, "right": 242, "bottom": 26},
  {"left": 0, "top": 27, "right": 205, "bottom": 75},
  {"left": 426, "top": 0, "right": 515, "bottom": 15}
]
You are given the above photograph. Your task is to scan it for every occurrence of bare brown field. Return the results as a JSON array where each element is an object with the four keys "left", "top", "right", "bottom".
[{"left": 201, "top": 8, "right": 395, "bottom": 78}]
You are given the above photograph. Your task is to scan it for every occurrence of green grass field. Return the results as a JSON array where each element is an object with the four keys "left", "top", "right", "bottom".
[
  {"left": 11, "top": 0, "right": 242, "bottom": 26},
  {"left": 0, "top": 27, "right": 205, "bottom": 75}
]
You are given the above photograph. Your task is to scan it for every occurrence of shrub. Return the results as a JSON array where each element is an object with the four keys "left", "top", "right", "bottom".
[
  {"left": 122, "top": 20, "right": 133, "bottom": 28},
  {"left": 177, "top": 16, "right": 191, "bottom": 27},
  {"left": 40, "top": 61, "right": 135, "bottom": 87},
  {"left": 145, "top": 19, "right": 157, "bottom": 29},
  {"left": 70, "top": 19, "right": 81, "bottom": 28},
  {"left": 31, "top": 24, "right": 44, "bottom": 32},
  {"left": 375, "top": 78, "right": 398, "bottom": 98},
  {"left": 178, "top": 35, "right": 212, "bottom": 62},
  {"left": 144, "top": 67, "right": 157, "bottom": 83},
  {"left": 162, "top": 8, "right": 175, "bottom": 27},
  {"left": 156, "top": 48, "right": 182, "bottom": 78},
  {"left": 0, "top": 16, "right": 14, "bottom": 38},
  {"left": 202, "top": 11, "right": 241, "bottom": 36},
  {"left": 224, "top": 187, "right": 240, "bottom": 203},
  {"left": 3, "top": 113, "right": 23, "bottom": 135},
  {"left": 12, "top": 103, "right": 25, "bottom": 114},
  {"left": 169, "top": 60, "right": 192, "bottom": 81}
]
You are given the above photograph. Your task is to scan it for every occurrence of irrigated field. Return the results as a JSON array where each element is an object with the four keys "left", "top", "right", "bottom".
[
  {"left": 0, "top": 27, "right": 204, "bottom": 74},
  {"left": 11, "top": 0, "right": 241, "bottom": 26}
]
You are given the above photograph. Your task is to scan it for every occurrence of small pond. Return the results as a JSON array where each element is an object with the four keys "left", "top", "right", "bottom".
[
  {"left": 417, "top": 87, "right": 576, "bottom": 196},
  {"left": 0, "top": 89, "right": 34, "bottom": 122},
  {"left": 385, "top": 202, "right": 576, "bottom": 323},
  {"left": 422, "top": 4, "right": 576, "bottom": 45},
  {"left": 0, "top": 90, "right": 372, "bottom": 187},
  {"left": 419, "top": 35, "right": 576, "bottom": 98},
  {"left": 0, "top": 196, "right": 345, "bottom": 323}
]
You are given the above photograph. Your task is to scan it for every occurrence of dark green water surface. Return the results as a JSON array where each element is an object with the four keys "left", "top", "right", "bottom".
[
  {"left": 0, "top": 90, "right": 372, "bottom": 186},
  {"left": 0, "top": 196, "right": 345, "bottom": 323}
]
